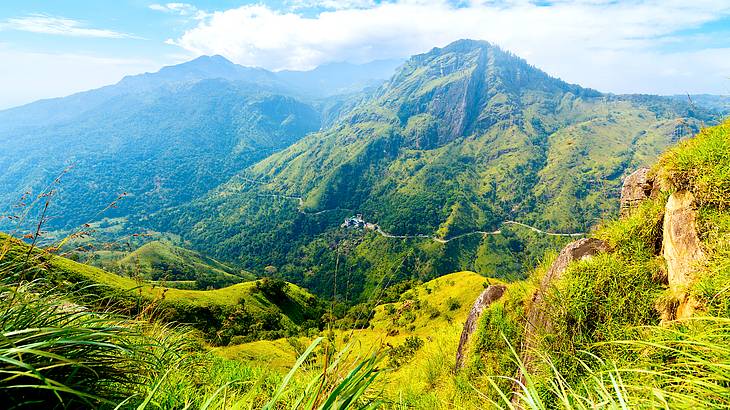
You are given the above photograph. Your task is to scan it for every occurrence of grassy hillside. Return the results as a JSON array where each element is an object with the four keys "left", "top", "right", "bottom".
[
  {"left": 221, "top": 271, "right": 496, "bottom": 407},
  {"left": 0, "top": 233, "right": 322, "bottom": 344},
  {"left": 0, "top": 250, "right": 380, "bottom": 409},
  {"left": 99, "top": 240, "right": 256, "bottom": 289},
  {"left": 462, "top": 119, "right": 730, "bottom": 408}
]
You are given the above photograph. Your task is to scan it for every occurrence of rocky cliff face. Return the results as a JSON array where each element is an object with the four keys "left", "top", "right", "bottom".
[
  {"left": 514, "top": 238, "right": 609, "bottom": 391},
  {"left": 454, "top": 284, "right": 506, "bottom": 371},
  {"left": 620, "top": 167, "right": 652, "bottom": 217},
  {"left": 619, "top": 166, "right": 707, "bottom": 320},
  {"left": 662, "top": 190, "right": 705, "bottom": 320}
]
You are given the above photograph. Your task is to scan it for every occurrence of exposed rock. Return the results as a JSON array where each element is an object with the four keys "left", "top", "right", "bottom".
[
  {"left": 513, "top": 238, "right": 609, "bottom": 398},
  {"left": 620, "top": 167, "right": 652, "bottom": 217},
  {"left": 454, "top": 284, "right": 506, "bottom": 371},
  {"left": 662, "top": 190, "right": 705, "bottom": 320}
]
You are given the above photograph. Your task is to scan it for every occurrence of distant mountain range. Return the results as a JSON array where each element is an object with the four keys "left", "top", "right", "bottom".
[
  {"left": 0, "top": 56, "right": 401, "bottom": 230},
  {"left": 0, "top": 40, "right": 726, "bottom": 299}
]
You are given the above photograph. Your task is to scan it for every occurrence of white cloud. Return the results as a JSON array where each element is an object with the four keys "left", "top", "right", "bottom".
[
  {"left": 167, "top": 0, "right": 730, "bottom": 94},
  {"left": 0, "top": 47, "right": 162, "bottom": 109},
  {"left": 288, "top": 0, "right": 376, "bottom": 10},
  {"left": 149, "top": 3, "right": 208, "bottom": 19},
  {"left": 0, "top": 14, "right": 139, "bottom": 39}
]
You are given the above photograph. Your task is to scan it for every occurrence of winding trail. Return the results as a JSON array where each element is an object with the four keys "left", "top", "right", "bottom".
[
  {"left": 247, "top": 178, "right": 586, "bottom": 243},
  {"left": 373, "top": 221, "right": 583, "bottom": 243}
]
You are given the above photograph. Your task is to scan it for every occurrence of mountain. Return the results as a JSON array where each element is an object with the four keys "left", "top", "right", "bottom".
[
  {"left": 156, "top": 40, "right": 718, "bottom": 297},
  {"left": 116, "top": 55, "right": 281, "bottom": 92},
  {"left": 0, "top": 77, "right": 321, "bottom": 230},
  {"left": 0, "top": 55, "right": 400, "bottom": 231}
]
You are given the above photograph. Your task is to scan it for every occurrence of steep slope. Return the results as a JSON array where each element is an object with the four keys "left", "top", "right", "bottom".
[
  {"left": 158, "top": 40, "right": 716, "bottom": 297},
  {"left": 463, "top": 119, "right": 730, "bottom": 407}
]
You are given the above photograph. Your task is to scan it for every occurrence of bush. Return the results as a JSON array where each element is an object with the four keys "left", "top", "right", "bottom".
[
  {"left": 388, "top": 336, "right": 425, "bottom": 368},
  {"left": 256, "top": 277, "right": 289, "bottom": 303},
  {"left": 446, "top": 297, "right": 461, "bottom": 311}
]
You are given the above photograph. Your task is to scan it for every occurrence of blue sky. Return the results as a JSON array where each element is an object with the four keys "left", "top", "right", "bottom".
[{"left": 1, "top": 0, "right": 729, "bottom": 109}]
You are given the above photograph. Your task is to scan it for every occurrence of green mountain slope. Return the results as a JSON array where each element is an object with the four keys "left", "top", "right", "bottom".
[
  {"left": 0, "top": 233, "right": 322, "bottom": 344},
  {"left": 94, "top": 240, "right": 255, "bottom": 288},
  {"left": 0, "top": 76, "right": 321, "bottom": 231},
  {"left": 157, "top": 40, "right": 716, "bottom": 298},
  {"left": 0, "top": 55, "right": 400, "bottom": 233}
]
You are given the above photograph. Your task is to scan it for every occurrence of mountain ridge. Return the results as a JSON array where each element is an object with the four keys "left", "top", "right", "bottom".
[{"left": 154, "top": 40, "right": 718, "bottom": 298}]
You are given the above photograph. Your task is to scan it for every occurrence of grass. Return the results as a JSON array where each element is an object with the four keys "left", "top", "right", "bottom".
[
  {"left": 1, "top": 232, "right": 313, "bottom": 319},
  {"left": 0, "top": 235, "right": 383, "bottom": 409},
  {"left": 0, "top": 233, "right": 323, "bottom": 346},
  {"left": 114, "top": 240, "right": 255, "bottom": 282},
  {"left": 655, "top": 119, "right": 730, "bottom": 209},
  {"left": 484, "top": 317, "right": 730, "bottom": 409},
  {"left": 220, "top": 271, "right": 497, "bottom": 408}
]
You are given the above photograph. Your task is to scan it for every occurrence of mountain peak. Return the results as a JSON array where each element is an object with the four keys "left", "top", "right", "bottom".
[
  {"left": 185, "top": 54, "right": 236, "bottom": 68},
  {"left": 440, "top": 39, "right": 495, "bottom": 53}
]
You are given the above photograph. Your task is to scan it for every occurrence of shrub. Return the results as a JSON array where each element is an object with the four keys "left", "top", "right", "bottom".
[
  {"left": 388, "top": 336, "right": 425, "bottom": 368},
  {"left": 446, "top": 297, "right": 461, "bottom": 311}
]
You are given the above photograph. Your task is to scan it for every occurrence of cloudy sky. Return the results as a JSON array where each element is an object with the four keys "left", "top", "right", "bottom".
[{"left": 1, "top": 0, "right": 729, "bottom": 109}]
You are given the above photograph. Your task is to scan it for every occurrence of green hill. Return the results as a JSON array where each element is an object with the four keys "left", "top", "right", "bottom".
[
  {"left": 156, "top": 40, "right": 718, "bottom": 299},
  {"left": 0, "top": 233, "right": 322, "bottom": 344},
  {"left": 218, "top": 271, "right": 492, "bottom": 396},
  {"left": 107, "top": 240, "right": 255, "bottom": 289}
]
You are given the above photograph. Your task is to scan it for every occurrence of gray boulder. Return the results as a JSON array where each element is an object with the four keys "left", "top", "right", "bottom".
[
  {"left": 454, "top": 284, "right": 506, "bottom": 371},
  {"left": 620, "top": 167, "right": 652, "bottom": 217}
]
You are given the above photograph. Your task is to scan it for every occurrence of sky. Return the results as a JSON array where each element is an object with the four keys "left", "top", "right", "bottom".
[{"left": 1, "top": 0, "right": 729, "bottom": 109}]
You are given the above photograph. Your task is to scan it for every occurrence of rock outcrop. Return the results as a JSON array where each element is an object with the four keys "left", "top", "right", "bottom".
[
  {"left": 662, "top": 190, "right": 705, "bottom": 320},
  {"left": 454, "top": 284, "right": 506, "bottom": 371},
  {"left": 620, "top": 167, "right": 652, "bottom": 217},
  {"left": 514, "top": 238, "right": 609, "bottom": 394}
]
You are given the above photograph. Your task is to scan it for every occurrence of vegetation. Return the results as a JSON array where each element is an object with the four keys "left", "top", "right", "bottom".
[
  {"left": 0, "top": 60, "right": 322, "bottom": 233},
  {"left": 154, "top": 40, "right": 718, "bottom": 303},
  {"left": 1, "top": 235, "right": 381, "bottom": 409},
  {"left": 0, "top": 233, "right": 323, "bottom": 345},
  {"left": 91, "top": 240, "right": 255, "bottom": 289},
  {"left": 461, "top": 119, "right": 730, "bottom": 408},
  {"left": 1, "top": 39, "right": 728, "bottom": 409}
]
